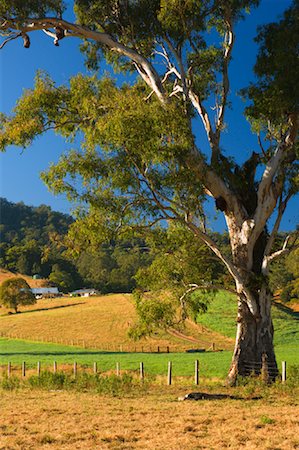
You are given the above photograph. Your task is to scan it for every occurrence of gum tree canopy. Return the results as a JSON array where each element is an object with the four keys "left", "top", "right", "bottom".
[{"left": 0, "top": 0, "right": 298, "bottom": 383}]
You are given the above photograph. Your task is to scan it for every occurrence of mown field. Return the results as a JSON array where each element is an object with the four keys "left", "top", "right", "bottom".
[{"left": 1, "top": 385, "right": 299, "bottom": 450}]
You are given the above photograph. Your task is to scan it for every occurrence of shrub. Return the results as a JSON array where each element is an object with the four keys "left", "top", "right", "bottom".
[{"left": 1, "top": 375, "right": 20, "bottom": 390}]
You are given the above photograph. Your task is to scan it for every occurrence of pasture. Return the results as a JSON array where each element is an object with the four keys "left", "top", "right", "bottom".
[
  {"left": 1, "top": 292, "right": 298, "bottom": 449},
  {"left": 1, "top": 386, "right": 299, "bottom": 449},
  {"left": 0, "top": 293, "right": 234, "bottom": 352}
]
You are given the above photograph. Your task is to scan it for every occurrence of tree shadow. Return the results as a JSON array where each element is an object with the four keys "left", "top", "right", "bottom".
[
  {"left": 1, "top": 302, "right": 86, "bottom": 316},
  {"left": 0, "top": 351, "right": 131, "bottom": 357},
  {"left": 179, "top": 392, "right": 261, "bottom": 401},
  {"left": 273, "top": 301, "right": 299, "bottom": 319}
]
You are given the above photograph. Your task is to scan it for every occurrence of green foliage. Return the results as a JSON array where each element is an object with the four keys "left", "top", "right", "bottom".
[
  {"left": 0, "top": 0, "right": 64, "bottom": 21},
  {"left": 270, "top": 246, "right": 299, "bottom": 302},
  {"left": 260, "top": 415, "right": 275, "bottom": 425},
  {"left": 0, "top": 277, "right": 36, "bottom": 312},
  {"left": 241, "top": 0, "right": 299, "bottom": 134},
  {"left": 130, "top": 225, "right": 225, "bottom": 337},
  {"left": 48, "top": 263, "right": 76, "bottom": 292},
  {"left": 1, "top": 375, "right": 20, "bottom": 390},
  {"left": 129, "top": 291, "right": 177, "bottom": 339},
  {"left": 28, "top": 371, "right": 68, "bottom": 390},
  {"left": 17, "top": 370, "right": 141, "bottom": 395}
]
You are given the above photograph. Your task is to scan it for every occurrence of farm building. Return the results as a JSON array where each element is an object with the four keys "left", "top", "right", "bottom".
[
  {"left": 70, "top": 289, "right": 99, "bottom": 297},
  {"left": 31, "top": 287, "right": 61, "bottom": 299}
]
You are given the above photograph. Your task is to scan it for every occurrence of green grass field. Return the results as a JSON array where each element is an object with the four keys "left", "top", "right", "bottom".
[
  {"left": 0, "top": 336, "right": 297, "bottom": 379},
  {"left": 197, "top": 291, "right": 299, "bottom": 361},
  {"left": 0, "top": 338, "right": 232, "bottom": 378}
]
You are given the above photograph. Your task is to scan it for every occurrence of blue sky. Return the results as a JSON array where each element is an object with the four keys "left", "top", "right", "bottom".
[{"left": 0, "top": 0, "right": 297, "bottom": 231}]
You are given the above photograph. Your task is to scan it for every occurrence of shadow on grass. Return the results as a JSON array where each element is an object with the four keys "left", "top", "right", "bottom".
[
  {"left": 0, "top": 351, "right": 135, "bottom": 357},
  {"left": 1, "top": 302, "right": 86, "bottom": 316},
  {"left": 273, "top": 301, "right": 299, "bottom": 319},
  {"left": 181, "top": 392, "right": 261, "bottom": 401}
]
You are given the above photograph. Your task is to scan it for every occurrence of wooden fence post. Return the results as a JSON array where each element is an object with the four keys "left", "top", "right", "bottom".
[
  {"left": 140, "top": 362, "right": 144, "bottom": 381},
  {"left": 7, "top": 362, "right": 11, "bottom": 377},
  {"left": 53, "top": 361, "right": 57, "bottom": 373},
  {"left": 37, "top": 361, "right": 41, "bottom": 376},
  {"left": 116, "top": 362, "right": 120, "bottom": 376},
  {"left": 282, "top": 361, "right": 287, "bottom": 383},
  {"left": 195, "top": 360, "right": 199, "bottom": 385},
  {"left": 93, "top": 362, "right": 97, "bottom": 374},
  {"left": 73, "top": 362, "right": 77, "bottom": 377},
  {"left": 22, "top": 362, "right": 26, "bottom": 377},
  {"left": 167, "top": 361, "right": 172, "bottom": 385}
]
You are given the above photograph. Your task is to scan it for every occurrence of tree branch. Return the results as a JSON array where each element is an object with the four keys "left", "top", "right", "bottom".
[
  {"left": 0, "top": 31, "right": 21, "bottom": 49},
  {"left": 184, "top": 220, "right": 259, "bottom": 317},
  {"left": 262, "top": 191, "right": 293, "bottom": 272},
  {"left": 215, "top": 18, "right": 234, "bottom": 148},
  {"left": 1, "top": 16, "right": 167, "bottom": 104},
  {"left": 264, "top": 234, "right": 299, "bottom": 268}
]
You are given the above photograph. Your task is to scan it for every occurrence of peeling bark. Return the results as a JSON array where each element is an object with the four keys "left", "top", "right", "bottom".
[{"left": 227, "top": 287, "right": 278, "bottom": 385}]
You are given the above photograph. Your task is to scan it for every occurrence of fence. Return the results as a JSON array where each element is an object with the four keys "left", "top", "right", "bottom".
[
  {"left": 2, "top": 360, "right": 289, "bottom": 385},
  {"left": 0, "top": 332, "right": 219, "bottom": 353}
]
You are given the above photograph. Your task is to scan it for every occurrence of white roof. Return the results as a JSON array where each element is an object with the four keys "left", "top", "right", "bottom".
[{"left": 31, "top": 287, "right": 59, "bottom": 294}]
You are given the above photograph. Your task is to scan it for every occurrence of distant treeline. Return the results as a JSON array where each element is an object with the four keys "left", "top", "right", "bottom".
[
  {"left": 0, "top": 198, "right": 297, "bottom": 301},
  {"left": 0, "top": 198, "right": 151, "bottom": 293}
]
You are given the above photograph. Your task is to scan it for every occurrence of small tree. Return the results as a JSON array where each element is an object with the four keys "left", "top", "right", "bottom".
[{"left": 0, "top": 277, "right": 36, "bottom": 313}]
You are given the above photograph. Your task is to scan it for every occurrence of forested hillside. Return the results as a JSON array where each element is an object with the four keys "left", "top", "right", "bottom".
[{"left": 0, "top": 198, "right": 151, "bottom": 293}]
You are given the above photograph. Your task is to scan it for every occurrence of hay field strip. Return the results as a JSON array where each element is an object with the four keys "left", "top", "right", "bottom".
[{"left": 0, "top": 293, "right": 234, "bottom": 352}]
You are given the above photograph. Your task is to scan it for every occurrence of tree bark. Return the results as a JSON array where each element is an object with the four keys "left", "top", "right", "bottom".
[
  {"left": 224, "top": 219, "right": 279, "bottom": 384},
  {"left": 227, "top": 278, "right": 278, "bottom": 385}
]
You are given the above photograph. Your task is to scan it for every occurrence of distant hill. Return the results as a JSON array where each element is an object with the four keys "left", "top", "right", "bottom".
[
  {"left": 0, "top": 197, "right": 73, "bottom": 242},
  {"left": 0, "top": 198, "right": 151, "bottom": 293},
  {"left": 0, "top": 197, "right": 74, "bottom": 277}
]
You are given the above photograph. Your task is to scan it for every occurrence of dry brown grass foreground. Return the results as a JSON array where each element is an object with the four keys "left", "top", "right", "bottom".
[{"left": 1, "top": 387, "right": 298, "bottom": 450}]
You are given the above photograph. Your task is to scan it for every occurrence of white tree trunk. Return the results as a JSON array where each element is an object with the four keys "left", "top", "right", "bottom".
[{"left": 226, "top": 223, "right": 279, "bottom": 384}]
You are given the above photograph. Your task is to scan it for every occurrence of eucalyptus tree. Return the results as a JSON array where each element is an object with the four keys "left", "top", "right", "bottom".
[{"left": 0, "top": 0, "right": 298, "bottom": 383}]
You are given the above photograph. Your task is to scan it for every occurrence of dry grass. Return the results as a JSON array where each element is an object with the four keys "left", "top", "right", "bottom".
[
  {"left": 0, "top": 387, "right": 298, "bottom": 449},
  {"left": 0, "top": 294, "right": 233, "bottom": 351},
  {"left": 0, "top": 268, "right": 48, "bottom": 288}
]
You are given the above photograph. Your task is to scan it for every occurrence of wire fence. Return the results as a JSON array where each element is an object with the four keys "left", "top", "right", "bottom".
[
  {"left": 0, "top": 360, "right": 289, "bottom": 384},
  {"left": 0, "top": 332, "right": 219, "bottom": 353}
]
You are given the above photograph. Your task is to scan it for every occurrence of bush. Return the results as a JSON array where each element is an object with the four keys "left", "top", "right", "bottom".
[
  {"left": 25, "top": 371, "right": 144, "bottom": 395},
  {"left": 28, "top": 371, "right": 69, "bottom": 390},
  {"left": 1, "top": 375, "right": 20, "bottom": 390}
]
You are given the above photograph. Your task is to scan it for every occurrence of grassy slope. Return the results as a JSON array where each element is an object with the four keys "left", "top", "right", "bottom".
[
  {"left": 0, "top": 294, "right": 233, "bottom": 351},
  {"left": 197, "top": 291, "right": 299, "bottom": 360},
  {"left": 0, "top": 292, "right": 297, "bottom": 378},
  {"left": 0, "top": 269, "right": 47, "bottom": 288}
]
